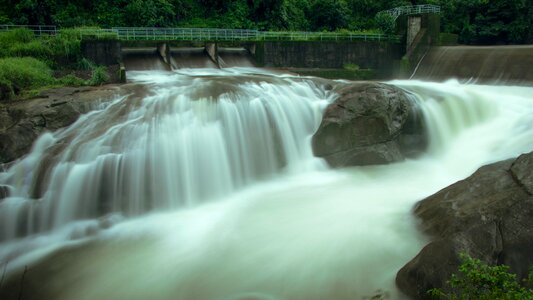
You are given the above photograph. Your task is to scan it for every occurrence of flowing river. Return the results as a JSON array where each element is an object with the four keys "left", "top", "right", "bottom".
[{"left": 1, "top": 68, "right": 532, "bottom": 299}]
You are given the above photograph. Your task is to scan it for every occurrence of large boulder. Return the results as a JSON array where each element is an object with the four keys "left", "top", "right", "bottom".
[
  {"left": 0, "top": 85, "right": 132, "bottom": 164},
  {"left": 312, "top": 82, "right": 426, "bottom": 167},
  {"left": 397, "top": 151, "right": 533, "bottom": 299}
]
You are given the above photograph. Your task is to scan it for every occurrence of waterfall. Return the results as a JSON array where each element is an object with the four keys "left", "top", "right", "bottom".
[
  {"left": 0, "top": 70, "right": 331, "bottom": 242},
  {"left": 0, "top": 69, "right": 533, "bottom": 300}
]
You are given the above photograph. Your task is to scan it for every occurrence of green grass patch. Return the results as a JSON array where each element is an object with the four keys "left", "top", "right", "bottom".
[{"left": 0, "top": 57, "right": 56, "bottom": 100}]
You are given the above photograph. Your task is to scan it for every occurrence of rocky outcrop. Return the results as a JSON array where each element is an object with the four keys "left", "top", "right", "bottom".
[
  {"left": 397, "top": 151, "right": 533, "bottom": 299},
  {"left": 312, "top": 82, "right": 426, "bottom": 167},
  {"left": 0, "top": 85, "right": 126, "bottom": 164}
]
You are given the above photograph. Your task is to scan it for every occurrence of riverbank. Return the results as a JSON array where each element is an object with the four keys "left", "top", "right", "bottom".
[{"left": 0, "top": 83, "right": 149, "bottom": 165}]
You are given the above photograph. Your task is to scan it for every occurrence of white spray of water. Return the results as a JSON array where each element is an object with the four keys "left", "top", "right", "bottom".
[{"left": 0, "top": 70, "right": 533, "bottom": 300}]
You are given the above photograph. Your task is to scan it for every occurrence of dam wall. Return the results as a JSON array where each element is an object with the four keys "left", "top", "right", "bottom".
[{"left": 253, "top": 41, "right": 404, "bottom": 78}]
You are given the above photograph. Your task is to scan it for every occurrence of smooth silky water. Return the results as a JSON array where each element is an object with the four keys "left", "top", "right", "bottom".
[{"left": 0, "top": 68, "right": 533, "bottom": 300}]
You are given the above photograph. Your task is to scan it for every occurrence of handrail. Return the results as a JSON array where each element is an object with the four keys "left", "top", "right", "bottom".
[
  {"left": 0, "top": 24, "right": 57, "bottom": 36},
  {"left": 377, "top": 4, "right": 441, "bottom": 22},
  {"left": 0, "top": 25, "right": 401, "bottom": 43}
]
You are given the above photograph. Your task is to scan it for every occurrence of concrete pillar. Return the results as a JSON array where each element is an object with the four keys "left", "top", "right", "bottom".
[
  {"left": 205, "top": 43, "right": 219, "bottom": 67},
  {"left": 157, "top": 43, "right": 172, "bottom": 69},
  {"left": 407, "top": 16, "right": 422, "bottom": 51}
]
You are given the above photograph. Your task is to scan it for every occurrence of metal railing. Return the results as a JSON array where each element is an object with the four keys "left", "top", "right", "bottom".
[
  {"left": 0, "top": 24, "right": 57, "bottom": 36},
  {"left": 111, "top": 27, "right": 399, "bottom": 42},
  {"left": 0, "top": 25, "right": 400, "bottom": 43},
  {"left": 378, "top": 4, "right": 441, "bottom": 21}
]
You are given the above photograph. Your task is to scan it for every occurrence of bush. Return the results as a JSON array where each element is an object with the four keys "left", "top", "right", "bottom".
[
  {"left": 6, "top": 40, "right": 53, "bottom": 59},
  {"left": 0, "top": 57, "right": 56, "bottom": 100},
  {"left": 0, "top": 77, "right": 15, "bottom": 101},
  {"left": 77, "top": 58, "right": 95, "bottom": 70},
  {"left": 0, "top": 28, "right": 34, "bottom": 45},
  {"left": 429, "top": 253, "right": 533, "bottom": 300},
  {"left": 89, "top": 66, "right": 109, "bottom": 86},
  {"left": 59, "top": 74, "right": 86, "bottom": 86}
]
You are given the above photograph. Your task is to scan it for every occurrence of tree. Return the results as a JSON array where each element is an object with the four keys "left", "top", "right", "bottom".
[
  {"left": 123, "top": 0, "right": 176, "bottom": 27},
  {"left": 309, "top": 0, "right": 350, "bottom": 31}
]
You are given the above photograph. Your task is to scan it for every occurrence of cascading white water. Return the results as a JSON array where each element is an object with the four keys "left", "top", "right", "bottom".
[{"left": 0, "top": 69, "right": 532, "bottom": 300}]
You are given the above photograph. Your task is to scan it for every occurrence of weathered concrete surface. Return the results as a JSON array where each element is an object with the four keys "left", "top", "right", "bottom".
[
  {"left": 81, "top": 40, "right": 122, "bottom": 66},
  {"left": 256, "top": 41, "right": 403, "bottom": 78},
  {"left": 312, "top": 82, "right": 426, "bottom": 167},
  {"left": 397, "top": 151, "right": 533, "bottom": 299}
]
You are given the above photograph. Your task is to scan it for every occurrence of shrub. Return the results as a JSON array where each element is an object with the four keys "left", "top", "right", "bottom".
[
  {"left": 6, "top": 40, "right": 53, "bottom": 59},
  {"left": 89, "top": 66, "right": 109, "bottom": 86},
  {"left": 429, "top": 253, "right": 533, "bottom": 300},
  {"left": 59, "top": 74, "right": 86, "bottom": 86},
  {"left": 0, "top": 57, "right": 56, "bottom": 100},
  {"left": 0, "top": 28, "right": 34, "bottom": 45},
  {"left": 375, "top": 13, "right": 396, "bottom": 35},
  {"left": 77, "top": 57, "right": 94, "bottom": 70}
]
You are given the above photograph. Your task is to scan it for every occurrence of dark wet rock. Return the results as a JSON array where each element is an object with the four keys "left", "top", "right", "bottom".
[
  {"left": 397, "top": 151, "right": 533, "bottom": 299},
  {"left": 0, "top": 185, "right": 8, "bottom": 200},
  {"left": 312, "top": 82, "right": 426, "bottom": 167},
  {"left": 0, "top": 84, "right": 145, "bottom": 164}
]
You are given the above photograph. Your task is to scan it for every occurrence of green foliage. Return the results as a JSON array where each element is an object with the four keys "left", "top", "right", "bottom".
[
  {"left": 89, "top": 66, "right": 109, "bottom": 86},
  {"left": 308, "top": 0, "right": 350, "bottom": 31},
  {"left": 439, "top": 33, "right": 459, "bottom": 45},
  {"left": 0, "top": 28, "right": 34, "bottom": 44},
  {"left": 429, "top": 253, "right": 533, "bottom": 300},
  {"left": 0, "top": 28, "right": 82, "bottom": 65},
  {"left": 375, "top": 12, "right": 396, "bottom": 34},
  {"left": 0, "top": 57, "right": 56, "bottom": 100},
  {"left": 1, "top": 0, "right": 531, "bottom": 45},
  {"left": 59, "top": 74, "right": 86, "bottom": 86},
  {"left": 423, "top": 0, "right": 532, "bottom": 44}
]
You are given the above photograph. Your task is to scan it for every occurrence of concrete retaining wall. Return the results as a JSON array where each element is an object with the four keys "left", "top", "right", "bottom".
[{"left": 254, "top": 41, "right": 404, "bottom": 78}]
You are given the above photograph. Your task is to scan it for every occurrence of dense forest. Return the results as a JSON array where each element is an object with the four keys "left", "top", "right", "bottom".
[{"left": 0, "top": 0, "right": 532, "bottom": 44}]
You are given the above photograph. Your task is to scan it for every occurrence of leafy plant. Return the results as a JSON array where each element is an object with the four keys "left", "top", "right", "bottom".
[
  {"left": 428, "top": 253, "right": 533, "bottom": 300},
  {"left": 89, "top": 66, "right": 109, "bottom": 86},
  {"left": 59, "top": 74, "right": 86, "bottom": 86},
  {"left": 375, "top": 12, "right": 396, "bottom": 35}
]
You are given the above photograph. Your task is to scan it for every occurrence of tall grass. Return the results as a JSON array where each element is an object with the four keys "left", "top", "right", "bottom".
[
  {"left": 0, "top": 28, "right": 82, "bottom": 65},
  {"left": 0, "top": 57, "right": 56, "bottom": 100}
]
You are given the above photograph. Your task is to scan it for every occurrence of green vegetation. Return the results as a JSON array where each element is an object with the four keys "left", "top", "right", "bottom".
[
  {"left": 0, "top": 28, "right": 114, "bottom": 101},
  {"left": 429, "top": 253, "right": 533, "bottom": 300},
  {"left": 0, "top": 57, "right": 54, "bottom": 100},
  {"left": 1, "top": 0, "right": 530, "bottom": 44},
  {"left": 423, "top": 0, "right": 532, "bottom": 44}
]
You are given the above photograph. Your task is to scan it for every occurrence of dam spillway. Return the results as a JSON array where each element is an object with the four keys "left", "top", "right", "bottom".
[{"left": 411, "top": 45, "right": 533, "bottom": 85}]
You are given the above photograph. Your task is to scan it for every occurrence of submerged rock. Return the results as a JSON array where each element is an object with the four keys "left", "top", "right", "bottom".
[
  {"left": 312, "top": 82, "right": 426, "bottom": 167},
  {"left": 396, "top": 151, "right": 533, "bottom": 299}
]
